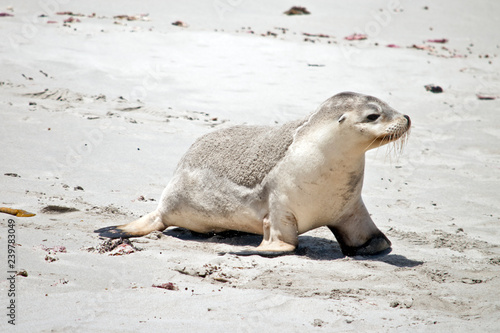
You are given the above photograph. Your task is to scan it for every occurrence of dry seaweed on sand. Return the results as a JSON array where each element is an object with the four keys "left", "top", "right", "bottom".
[
  {"left": 284, "top": 7, "right": 310, "bottom": 15},
  {"left": 92, "top": 238, "right": 141, "bottom": 255},
  {"left": 152, "top": 282, "right": 179, "bottom": 291}
]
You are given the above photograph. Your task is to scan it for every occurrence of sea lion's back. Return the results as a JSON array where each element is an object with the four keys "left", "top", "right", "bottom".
[{"left": 178, "top": 120, "right": 305, "bottom": 188}]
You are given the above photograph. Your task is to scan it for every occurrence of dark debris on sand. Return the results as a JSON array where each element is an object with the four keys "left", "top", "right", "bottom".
[
  {"left": 284, "top": 7, "right": 310, "bottom": 15},
  {"left": 91, "top": 238, "right": 142, "bottom": 254},
  {"left": 41, "top": 205, "right": 79, "bottom": 214},
  {"left": 424, "top": 84, "right": 443, "bottom": 93},
  {"left": 152, "top": 282, "right": 179, "bottom": 291}
]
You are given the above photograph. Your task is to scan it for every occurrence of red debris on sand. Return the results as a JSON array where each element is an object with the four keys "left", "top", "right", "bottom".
[
  {"left": 41, "top": 245, "right": 67, "bottom": 253},
  {"left": 0, "top": 12, "right": 14, "bottom": 17},
  {"left": 40, "top": 245, "right": 66, "bottom": 262},
  {"left": 387, "top": 44, "right": 401, "bottom": 48},
  {"left": 153, "top": 282, "right": 179, "bottom": 291},
  {"left": 94, "top": 238, "right": 141, "bottom": 254},
  {"left": 345, "top": 33, "right": 367, "bottom": 41},
  {"left": 109, "top": 243, "right": 136, "bottom": 256},
  {"left": 411, "top": 43, "right": 463, "bottom": 58},
  {"left": 47, "top": 20, "right": 58, "bottom": 24},
  {"left": 64, "top": 17, "right": 81, "bottom": 23},
  {"left": 411, "top": 44, "right": 433, "bottom": 51},
  {"left": 427, "top": 38, "right": 448, "bottom": 43},
  {"left": 52, "top": 246, "right": 67, "bottom": 253},
  {"left": 477, "top": 94, "right": 497, "bottom": 100}
]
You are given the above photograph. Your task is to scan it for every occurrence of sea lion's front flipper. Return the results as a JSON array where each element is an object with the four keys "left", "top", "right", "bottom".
[
  {"left": 328, "top": 199, "right": 391, "bottom": 256},
  {"left": 253, "top": 211, "right": 298, "bottom": 255}
]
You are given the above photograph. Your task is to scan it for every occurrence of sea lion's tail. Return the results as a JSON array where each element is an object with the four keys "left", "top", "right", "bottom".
[
  {"left": 0, "top": 207, "right": 36, "bottom": 217},
  {"left": 95, "top": 210, "right": 167, "bottom": 238}
]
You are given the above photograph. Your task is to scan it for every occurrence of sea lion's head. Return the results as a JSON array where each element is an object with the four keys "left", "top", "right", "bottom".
[{"left": 307, "top": 92, "right": 411, "bottom": 153}]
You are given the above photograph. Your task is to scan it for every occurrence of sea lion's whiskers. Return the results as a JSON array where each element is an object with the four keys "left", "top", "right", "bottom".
[
  {"left": 384, "top": 134, "right": 397, "bottom": 163},
  {"left": 382, "top": 125, "right": 408, "bottom": 162},
  {"left": 385, "top": 127, "right": 410, "bottom": 162},
  {"left": 365, "top": 136, "right": 381, "bottom": 152}
]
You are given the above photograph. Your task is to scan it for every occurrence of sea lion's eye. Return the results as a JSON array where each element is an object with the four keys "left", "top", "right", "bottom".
[{"left": 366, "top": 114, "right": 380, "bottom": 121}]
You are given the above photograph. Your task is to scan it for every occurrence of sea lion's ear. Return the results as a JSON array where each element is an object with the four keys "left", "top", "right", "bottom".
[{"left": 338, "top": 114, "right": 346, "bottom": 123}]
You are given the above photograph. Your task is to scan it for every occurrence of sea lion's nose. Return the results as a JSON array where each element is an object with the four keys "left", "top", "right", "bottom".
[{"left": 404, "top": 115, "right": 411, "bottom": 127}]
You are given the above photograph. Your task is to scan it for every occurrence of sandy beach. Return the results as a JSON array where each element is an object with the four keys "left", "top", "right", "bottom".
[{"left": 1, "top": 0, "right": 500, "bottom": 331}]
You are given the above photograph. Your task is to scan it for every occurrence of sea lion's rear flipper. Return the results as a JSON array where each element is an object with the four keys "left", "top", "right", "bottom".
[
  {"left": 95, "top": 210, "right": 167, "bottom": 239},
  {"left": 94, "top": 226, "right": 133, "bottom": 239}
]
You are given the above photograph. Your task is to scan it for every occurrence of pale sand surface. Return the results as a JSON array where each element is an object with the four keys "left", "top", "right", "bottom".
[{"left": 1, "top": 1, "right": 500, "bottom": 332}]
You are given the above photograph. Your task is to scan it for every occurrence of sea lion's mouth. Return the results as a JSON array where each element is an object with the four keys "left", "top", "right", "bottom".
[
  {"left": 377, "top": 130, "right": 406, "bottom": 143},
  {"left": 376, "top": 118, "right": 411, "bottom": 144},
  {"left": 368, "top": 123, "right": 410, "bottom": 155}
]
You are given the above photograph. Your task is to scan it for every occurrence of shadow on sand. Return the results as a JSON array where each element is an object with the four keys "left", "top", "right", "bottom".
[{"left": 162, "top": 228, "right": 424, "bottom": 268}]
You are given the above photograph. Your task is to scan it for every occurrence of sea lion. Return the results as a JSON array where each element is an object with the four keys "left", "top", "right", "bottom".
[{"left": 96, "top": 92, "right": 411, "bottom": 256}]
